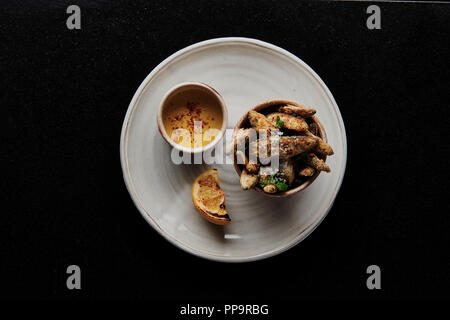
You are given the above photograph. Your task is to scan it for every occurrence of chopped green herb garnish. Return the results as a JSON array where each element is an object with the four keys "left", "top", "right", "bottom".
[
  {"left": 276, "top": 116, "right": 284, "bottom": 129},
  {"left": 276, "top": 181, "right": 289, "bottom": 191},
  {"left": 292, "top": 113, "right": 297, "bottom": 117},
  {"left": 267, "top": 174, "right": 276, "bottom": 185},
  {"left": 259, "top": 177, "right": 266, "bottom": 187}
]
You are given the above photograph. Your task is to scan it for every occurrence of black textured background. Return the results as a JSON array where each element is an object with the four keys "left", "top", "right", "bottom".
[{"left": 1, "top": 0, "right": 450, "bottom": 306}]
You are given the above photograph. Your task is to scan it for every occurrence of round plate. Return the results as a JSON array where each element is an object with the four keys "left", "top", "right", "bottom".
[{"left": 120, "top": 38, "right": 347, "bottom": 262}]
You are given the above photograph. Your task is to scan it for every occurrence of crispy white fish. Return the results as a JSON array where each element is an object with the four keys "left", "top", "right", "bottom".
[
  {"left": 279, "top": 104, "right": 316, "bottom": 118},
  {"left": 248, "top": 110, "right": 277, "bottom": 130},
  {"left": 267, "top": 112, "right": 309, "bottom": 132},
  {"left": 304, "top": 130, "right": 334, "bottom": 156},
  {"left": 240, "top": 169, "right": 258, "bottom": 190},
  {"left": 298, "top": 164, "right": 316, "bottom": 177},
  {"left": 249, "top": 136, "right": 317, "bottom": 160},
  {"left": 236, "top": 150, "right": 260, "bottom": 173},
  {"left": 304, "top": 153, "right": 331, "bottom": 172}
]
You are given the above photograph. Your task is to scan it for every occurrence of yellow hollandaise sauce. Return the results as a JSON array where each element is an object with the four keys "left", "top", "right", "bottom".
[{"left": 162, "top": 90, "right": 223, "bottom": 149}]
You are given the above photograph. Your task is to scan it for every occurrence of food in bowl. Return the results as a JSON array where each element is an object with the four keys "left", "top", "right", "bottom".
[
  {"left": 157, "top": 82, "right": 228, "bottom": 152},
  {"left": 232, "top": 100, "right": 334, "bottom": 196},
  {"left": 191, "top": 169, "right": 230, "bottom": 225}
]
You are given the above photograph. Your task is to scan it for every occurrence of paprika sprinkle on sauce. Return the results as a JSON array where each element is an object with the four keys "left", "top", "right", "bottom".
[{"left": 162, "top": 89, "right": 223, "bottom": 149}]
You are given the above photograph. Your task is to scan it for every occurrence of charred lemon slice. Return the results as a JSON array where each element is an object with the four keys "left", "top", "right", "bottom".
[{"left": 192, "top": 169, "right": 230, "bottom": 225}]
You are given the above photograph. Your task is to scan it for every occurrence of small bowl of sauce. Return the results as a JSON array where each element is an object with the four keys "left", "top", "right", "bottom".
[{"left": 157, "top": 82, "right": 228, "bottom": 153}]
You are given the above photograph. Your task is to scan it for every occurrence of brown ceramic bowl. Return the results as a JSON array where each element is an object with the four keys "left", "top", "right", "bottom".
[{"left": 233, "top": 99, "right": 328, "bottom": 197}]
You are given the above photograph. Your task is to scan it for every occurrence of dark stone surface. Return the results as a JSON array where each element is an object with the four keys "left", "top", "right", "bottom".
[{"left": 1, "top": 0, "right": 449, "bottom": 303}]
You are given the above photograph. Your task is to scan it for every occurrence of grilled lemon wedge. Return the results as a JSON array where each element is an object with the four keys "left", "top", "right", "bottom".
[{"left": 191, "top": 169, "right": 230, "bottom": 225}]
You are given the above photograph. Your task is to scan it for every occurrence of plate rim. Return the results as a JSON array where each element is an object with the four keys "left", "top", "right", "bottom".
[{"left": 120, "top": 37, "right": 347, "bottom": 263}]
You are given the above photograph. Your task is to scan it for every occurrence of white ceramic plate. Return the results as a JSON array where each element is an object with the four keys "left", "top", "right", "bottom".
[{"left": 120, "top": 38, "right": 347, "bottom": 262}]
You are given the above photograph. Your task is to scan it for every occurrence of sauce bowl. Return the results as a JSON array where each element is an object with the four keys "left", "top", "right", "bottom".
[{"left": 157, "top": 82, "right": 228, "bottom": 154}]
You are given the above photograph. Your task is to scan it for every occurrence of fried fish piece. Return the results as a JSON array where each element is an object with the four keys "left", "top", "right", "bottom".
[
  {"left": 248, "top": 136, "right": 273, "bottom": 162},
  {"left": 298, "top": 164, "right": 316, "bottom": 177},
  {"left": 235, "top": 150, "right": 260, "bottom": 173},
  {"left": 279, "top": 159, "right": 295, "bottom": 185},
  {"left": 246, "top": 161, "right": 260, "bottom": 173},
  {"left": 249, "top": 136, "right": 317, "bottom": 160},
  {"left": 279, "top": 104, "right": 316, "bottom": 118},
  {"left": 263, "top": 184, "right": 277, "bottom": 193},
  {"left": 304, "top": 153, "right": 331, "bottom": 172},
  {"left": 227, "top": 128, "right": 252, "bottom": 155},
  {"left": 304, "top": 130, "right": 334, "bottom": 156},
  {"left": 314, "top": 139, "right": 334, "bottom": 156},
  {"left": 240, "top": 169, "right": 258, "bottom": 190},
  {"left": 248, "top": 110, "right": 277, "bottom": 130},
  {"left": 278, "top": 136, "right": 317, "bottom": 159},
  {"left": 235, "top": 150, "right": 247, "bottom": 165},
  {"left": 267, "top": 112, "right": 309, "bottom": 132},
  {"left": 235, "top": 128, "right": 253, "bottom": 146},
  {"left": 227, "top": 128, "right": 273, "bottom": 155}
]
